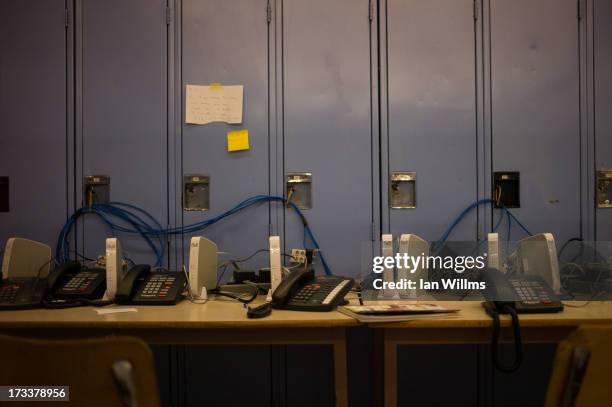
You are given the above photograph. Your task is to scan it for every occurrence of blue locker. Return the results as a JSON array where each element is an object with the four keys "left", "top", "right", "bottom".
[
  {"left": 180, "top": 0, "right": 271, "bottom": 269},
  {"left": 0, "top": 0, "right": 68, "bottom": 252},
  {"left": 77, "top": 0, "right": 169, "bottom": 264},
  {"left": 179, "top": 3, "right": 274, "bottom": 404},
  {"left": 489, "top": 0, "right": 582, "bottom": 246},
  {"left": 595, "top": 0, "right": 612, "bottom": 241},
  {"left": 280, "top": 0, "right": 375, "bottom": 278},
  {"left": 384, "top": 0, "right": 479, "bottom": 242}
]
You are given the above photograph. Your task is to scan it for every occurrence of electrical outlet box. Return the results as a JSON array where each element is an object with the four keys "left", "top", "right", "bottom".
[
  {"left": 597, "top": 170, "right": 612, "bottom": 208},
  {"left": 390, "top": 172, "right": 416, "bottom": 209},
  {"left": 493, "top": 172, "right": 520, "bottom": 208},
  {"left": 286, "top": 173, "right": 312, "bottom": 209},
  {"left": 291, "top": 249, "right": 307, "bottom": 264},
  {"left": 84, "top": 175, "right": 110, "bottom": 206},
  {"left": 184, "top": 174, "right": 210, "bottom": 211}
]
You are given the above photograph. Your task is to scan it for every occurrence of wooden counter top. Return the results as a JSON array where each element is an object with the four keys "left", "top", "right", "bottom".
[{"left": 0, "top": 297, "right": 359, "bottom": 330}]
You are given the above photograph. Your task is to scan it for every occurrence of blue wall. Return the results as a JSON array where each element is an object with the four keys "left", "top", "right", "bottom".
[
  {"left": 2, "top": 1, "right": 612, "bottom": 406},
  {"left": 2, "top": 0, "right": 610, "bottom": 271}
]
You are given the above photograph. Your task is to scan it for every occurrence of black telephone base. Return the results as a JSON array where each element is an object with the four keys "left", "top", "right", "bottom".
[
  {"left": 274, "top": 276, "right": 354, "bottom": 312},
  {"left": 127, "top": 271, "right": 187, "bottom": 305},
  {"left": 128, "top": 295, "right": 184, "bottom": 306},
  {"left": 0, "top": 278, "right": 47, "bottom": 311},
  {"left": 482, "top": 301, "right": 563, "bottom": 315}
]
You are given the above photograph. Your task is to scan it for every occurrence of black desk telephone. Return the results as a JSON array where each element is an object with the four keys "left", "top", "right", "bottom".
[
  {"left": 48, "top": 261, "right": 106, "bottom": 300},
  {"left": 115, "top": 265, "right": 185, "bottom": 305},
  {"left": 1, "top": 261, "right": 186, "bottom": 309},
  {"left": 482, "top": 268, "right": 563, "bottom": 314},
  {"left": 271, "top": 268, "right": 354, "bottom": 312},
  {"left": 0, "top": 277, "right": 47, "bottom": 310},
  {"left": 1, "top": 261, "right": 106, "bottom": 310}
]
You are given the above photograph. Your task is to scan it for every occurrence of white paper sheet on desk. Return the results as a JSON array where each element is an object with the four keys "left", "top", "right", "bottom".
[
  {"left": 95, "top": 308, "right": 138, "bottom": 315},
  {"left": 185, "top": 84, "right": 243, "bottom": 125}
]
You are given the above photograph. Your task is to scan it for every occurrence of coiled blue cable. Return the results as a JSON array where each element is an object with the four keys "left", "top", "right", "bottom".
[
  {"left": 56, "top": 195, "right": 332, "bottom": 275},
  {"left": 57, "top": 195, "right": 532, "bottom": 276}
]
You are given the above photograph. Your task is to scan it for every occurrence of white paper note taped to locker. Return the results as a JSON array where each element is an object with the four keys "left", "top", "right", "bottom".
[{"left": 185, "top": 84, "right": 243, "bottom": 125}]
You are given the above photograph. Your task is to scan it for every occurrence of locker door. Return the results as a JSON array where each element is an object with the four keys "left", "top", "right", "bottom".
[
  {"left": 490, "top": 0, "right": 581, "bottom": 245},
  {"left": 181, "top": 0, "right": 270, "bottom": 266},
  {"left": 386, "top": 0, "right": 478, "bottom": 241},
  {"left": 0, "top": 0, "right": 67, "bottom": 250},
  {"left": 79, "top": 0, "right": 168, "bottom": 263},
  {"left": 181, "top": 5, "right": 273, "bottom": 405},
  {"left": 282, "top": 0, "right": 374, "bottom": 278},
  {"left": 594, "top": 0, "right": 612, "bottom": 241}
]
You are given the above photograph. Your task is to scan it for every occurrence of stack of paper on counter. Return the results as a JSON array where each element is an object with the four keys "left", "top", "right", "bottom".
[{"left": 338, "top": 303, "right": 460, "bottom": 323}]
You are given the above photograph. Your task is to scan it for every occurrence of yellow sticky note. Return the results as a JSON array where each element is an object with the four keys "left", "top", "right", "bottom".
[
  {"left": 227, "top": 129, "right": 249, "bottom": 152},
  {"left": 209, "top": 82, "right": 223, "bottom": 90}
]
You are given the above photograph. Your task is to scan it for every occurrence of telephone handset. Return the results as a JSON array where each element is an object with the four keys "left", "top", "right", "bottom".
[
  {"left": 115, "top": 265, "right": 186, "bottom": 305},
  {"left": 482, "top": 268, "right": 563, "bottom": 314},
  {"left": 47, "top": 261, "right": 106, "bottom": 300},
  {"left": 272, "top": 268, "right": 354, "bottom": 312}
]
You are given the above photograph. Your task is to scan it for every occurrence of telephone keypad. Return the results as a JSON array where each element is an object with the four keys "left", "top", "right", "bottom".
[
  {"left": 0, "top": 285, "right": 19, "bottom": 303},
  {"left": 510, "top": 279, "right": 551, "bottom": 304},
  {"left": 0, "top": 278, "right": 46, "bottom": 310},
  {"left": 277, "top": 274, "right": 354, "bottom": 312},
  {"left": 62, "top": 272, "right": 99, "bottom": 292},
  {"left": 140, "top": 275, "right": 177, "bottom": 299},
  {"left": 288, "top": 279, "right": 352, "bottom": 308},
  {"left": 292, "top": 283, "right": 328, "bottom": 304},
  {"left": 129, "top": 271, "right": 185, "bottom": 305}
]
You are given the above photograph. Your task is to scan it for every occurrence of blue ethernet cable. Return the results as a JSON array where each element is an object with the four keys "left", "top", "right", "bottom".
[
  {"left": 56, "top": 195, "right": 332, "bottom": 275},
  {"left": 433, "top": 199, "right": 533, "bottom": 254},
  {"left": 57, "top": 195, "right": 531, "bottom": 276},
  {"left": 503, "top": 208, "right": 532, "bottom": 236},
  {"left": 56, "top": 205, "right": 165, "bottom": 266}
]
